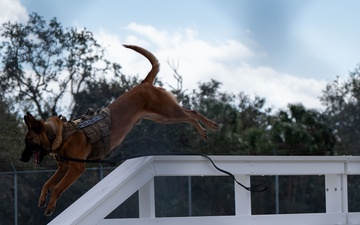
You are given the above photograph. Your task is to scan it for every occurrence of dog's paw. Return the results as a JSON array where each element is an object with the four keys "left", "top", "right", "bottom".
[
  {"left": 201, "top": 131, "right": 208, "bottom": 142},
  {"left": 212, "top": 122, "right": 220, "bottom": 131},
  {"left": 38, "top": 199, "right": 47, "bottom": 208},
  {"left": 208, "top": 121, "right": 220, "bottom": 131},
  {"left": 44, "top": 207, "right": 55, "bottom": 217}
]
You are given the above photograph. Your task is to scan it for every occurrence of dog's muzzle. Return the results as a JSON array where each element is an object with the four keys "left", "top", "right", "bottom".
[{"left": 20, "top": 143, "right": 48, "bottom": 165}]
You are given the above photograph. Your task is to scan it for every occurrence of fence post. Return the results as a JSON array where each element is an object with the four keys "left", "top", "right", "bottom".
[
  {"left": 234, "top": 174, "right": 251, "bottom": 215},
  {"left": 188, "top": 176, "right": 192, "bottom": 216},
  {"left": 138, "top": 177, "right": 155, "bottom": 218},
  {"left": 99, "top": 163, "right": 104, "bottom": 180},
  {"left": 11, "top": 163, "right": 18, "bottom": 225},
  {"left": 325, "top": 174, "right": 343, "bottom": 213}
]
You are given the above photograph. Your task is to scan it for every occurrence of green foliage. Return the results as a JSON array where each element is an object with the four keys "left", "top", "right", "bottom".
[
  {"left": 271, "top": 104, "right": 336, "bottom": 155},
  {"left": 0, "top": 97, "right": 24, "bottom": 168},
  {"left": 321, "top": 66, "right": 360, "bottom": 155},
  {"left": 0, "top": 13, "right": 120, "bottom": 119},
  {"left": 72, "top": 75, "right": 140, "bottom": 118}
]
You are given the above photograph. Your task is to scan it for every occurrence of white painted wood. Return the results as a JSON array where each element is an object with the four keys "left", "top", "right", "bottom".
[
  {"left": 325, "top": 174, "right": 343, "bottom": 213},
  {"left": 96, "top": 213, "right": 346, "bottom": 225},
  {"left": 342, "top": 174, "right": 349, "bottom": 214},
  {"left": 234, "top": 174, "right": 251, "bottom": 215},
  {"left": 48, "top": 157, "right": 155, "bottom": 225},
  {"left": 139, "top": 178, "right": 155, "bottom": 218},
  {"left": 48, "top": 155, "right": 360, "bottom": 225},
  {"left": 152, "top": 155, "right": 348, "bottom": 176},
  {"left": 348, "top": 212, "right": 360, "bottom": 224}
]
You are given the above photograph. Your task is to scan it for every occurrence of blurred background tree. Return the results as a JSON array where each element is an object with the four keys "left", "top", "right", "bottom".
[
  {"left": 0, "top": 96, "right": 24, "bottom": 168},
  {"left": 271, "top": 104, "right": 336, "bottom": 156},
  {"left": 0, "top": 12, "right": 121, "bottom": 119},
  {"left": 321, "top": 66, "right": 360, "bottom": 155}
]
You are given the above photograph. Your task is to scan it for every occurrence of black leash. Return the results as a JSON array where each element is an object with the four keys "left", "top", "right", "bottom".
[{"left": 51, "top": 152, "right": 267, "bottom": 192}]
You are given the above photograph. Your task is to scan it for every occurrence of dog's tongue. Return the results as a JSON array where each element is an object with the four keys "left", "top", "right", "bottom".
[{"left": 33, "top": 152, "right": 40, "bottom": 166}]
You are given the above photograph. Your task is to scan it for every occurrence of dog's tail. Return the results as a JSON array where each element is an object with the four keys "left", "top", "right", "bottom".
[{"left": 123, "top": 44, "right": 159, "bottom": 84}]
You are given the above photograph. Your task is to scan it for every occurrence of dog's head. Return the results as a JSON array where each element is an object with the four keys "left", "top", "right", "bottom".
[{"left": 20, "top": 112, "right": 51, "bottom": 165}]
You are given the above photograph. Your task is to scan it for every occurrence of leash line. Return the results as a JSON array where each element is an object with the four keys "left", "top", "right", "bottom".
[{"left": 51, "top": 152, "right": 267, "bottom": 192}]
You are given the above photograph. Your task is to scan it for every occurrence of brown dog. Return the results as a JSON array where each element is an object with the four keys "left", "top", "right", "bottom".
[{"left": 20, "top": 45, "right": 219, "bottom": 216}]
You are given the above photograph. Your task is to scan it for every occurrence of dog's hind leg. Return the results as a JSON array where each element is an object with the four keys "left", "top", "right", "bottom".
[
  {"left": 143, "top": 109, "right": 215, "bottom": 141},
  {"left": 44, "top": 162, "right": 85, "bottom": 216},
  {"left": 38, "top": 161, "right": 69, "bottom": 208},
  {"left": 183, "top": 109, "right": 219, "bottom": 131}
]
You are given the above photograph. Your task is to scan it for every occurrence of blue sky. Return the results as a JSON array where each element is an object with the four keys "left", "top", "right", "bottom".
[{"left": 2, "top": 0, "right": 360, "bottom": 110}]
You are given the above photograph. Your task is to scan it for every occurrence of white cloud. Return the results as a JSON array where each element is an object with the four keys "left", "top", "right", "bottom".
[
  {"left": 0, "top": 0, "right": 28, "bottom": 25},
  {"left": 226, "top": 65, "right": 327, "bottom": 110},
  {"left": 125, "top": 23, "right": 256, "bottom": 60},
  {"left": 95, "top": 24, "right": 326, "bottom": 110}
]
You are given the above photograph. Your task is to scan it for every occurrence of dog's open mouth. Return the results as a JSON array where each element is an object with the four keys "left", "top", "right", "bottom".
[{"left": 33, "top": 151, "right": 41, "bottom": 165}]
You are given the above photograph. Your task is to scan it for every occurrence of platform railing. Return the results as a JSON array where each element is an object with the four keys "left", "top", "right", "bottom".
[{"left": 48, "top": 155, "right": 360, "bottom": 225}]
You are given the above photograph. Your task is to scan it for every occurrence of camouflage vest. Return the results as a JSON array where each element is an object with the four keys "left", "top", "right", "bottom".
[{"left": 62, "top": 108, "right": 112, "bottom": 159}]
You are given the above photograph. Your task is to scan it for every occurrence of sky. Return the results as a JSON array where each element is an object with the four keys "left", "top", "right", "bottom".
[{"left": 1, "top": 0, "right": 360, "bottom": 110}]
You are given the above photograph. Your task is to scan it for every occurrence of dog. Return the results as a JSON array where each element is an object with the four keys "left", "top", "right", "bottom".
[{"left": 20, "top": 45, "right": 219, "bottom": 216}]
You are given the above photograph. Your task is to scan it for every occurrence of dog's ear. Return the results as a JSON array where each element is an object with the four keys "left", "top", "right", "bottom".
[
  {"left": 24, "top": 112, "right": 42, "bottom": 133},
  {"left": 24, "top": 112, "right": 32, "bottom": 128}
]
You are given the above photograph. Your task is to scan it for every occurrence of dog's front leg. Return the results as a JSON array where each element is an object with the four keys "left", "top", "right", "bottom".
[
  {"left": 38, "top": 161, "right": 69, "bottom": 208},
  {"left": 44, "top": 162, "right": 85, "bottom": 216}
]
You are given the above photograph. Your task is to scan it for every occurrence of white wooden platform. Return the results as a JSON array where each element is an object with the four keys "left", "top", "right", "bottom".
[{"left": 48, "top": 155, "right": 360, "bottom": 225}]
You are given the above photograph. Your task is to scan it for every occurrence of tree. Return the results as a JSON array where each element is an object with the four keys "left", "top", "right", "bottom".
[
  {"left": 169, "top": 79, "right": 274, "bottom": 155},
  {"left": 235, "top": 93, "right": 273, "bottom": 155},
  {"left": 0, "top": 13, "right": 121, "bottom": 119},
  {"left": 0, "top": 97, "right": 24, "bottom": 168},
  {"left": 72, "top": 75, "right": 140, "bottom": 117},
  {"left": 320, "top": 67, "right": 360, "bottom": 155},
  {"left": 271, "top": 104, "right": 336, "bottom": 155}
]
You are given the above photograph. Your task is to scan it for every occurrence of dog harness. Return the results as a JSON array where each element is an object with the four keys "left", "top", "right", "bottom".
[{"left": 62, "top": 108, "right": 112, "bottom": 159}]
